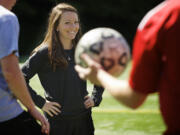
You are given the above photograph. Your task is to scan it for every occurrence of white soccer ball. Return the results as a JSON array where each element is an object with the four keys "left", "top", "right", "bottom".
[{"left": 75, "top": 27, "right": 130, "bottom": 77}]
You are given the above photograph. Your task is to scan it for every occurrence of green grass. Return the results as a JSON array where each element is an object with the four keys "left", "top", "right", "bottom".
[
  {"left": 93, "top": 112, "right": 164, "bottom": 135},
  {"left": 20, "top": 60, "right": 166, "bottom": 135},
  {"left": 91, "top": 92, "right": 165, "bottom": 135}
]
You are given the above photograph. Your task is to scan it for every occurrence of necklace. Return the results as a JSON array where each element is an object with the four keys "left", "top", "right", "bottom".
[
  {"left": 67, "top": 55, "right": 71, "bottom": 61},
  {"left": 65, "top": 49, "right": 73, "bottom": 61}
]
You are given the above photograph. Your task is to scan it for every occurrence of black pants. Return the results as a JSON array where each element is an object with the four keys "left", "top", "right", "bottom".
[
  {"left": 49, "top": 111, "right": 94, "bottom": 135},
  {"left": 0, "top": 111, "right": 45, "bottom": 135}
]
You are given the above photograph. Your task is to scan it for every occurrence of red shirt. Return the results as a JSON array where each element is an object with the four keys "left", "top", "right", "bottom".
[{"left": 129, "top": 0, "right": 180, "bottom": 134}]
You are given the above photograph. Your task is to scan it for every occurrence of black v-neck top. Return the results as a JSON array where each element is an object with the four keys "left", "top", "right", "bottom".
[{"left": 21, "top": 45, "right": 104, "bottom": 119}]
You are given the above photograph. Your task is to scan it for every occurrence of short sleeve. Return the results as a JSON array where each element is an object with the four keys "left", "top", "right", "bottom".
[
  {"left": 129, "top": 29, "right": 162, "bottom": 94},
  {"left": 0, "top": 14, "right": 19, "bottom": 59},
  {"left": 129, "top": 5, "right": 166, "bottom": 94}
]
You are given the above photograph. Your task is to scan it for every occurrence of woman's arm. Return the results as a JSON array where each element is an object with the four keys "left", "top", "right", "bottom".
[
  {"left": 21, "top": 48, "right": 47, "bottom": 108},
  {"left": 22, "top": 47, "right": 61, "bottom": 116},
  {"left": 91, "top": 85, "right": 104, "bottom": 106}
]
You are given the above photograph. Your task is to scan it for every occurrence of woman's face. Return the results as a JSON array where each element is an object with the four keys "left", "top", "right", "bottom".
[{"left": 57, "top": 11, "right": 79, "bottom": 41}]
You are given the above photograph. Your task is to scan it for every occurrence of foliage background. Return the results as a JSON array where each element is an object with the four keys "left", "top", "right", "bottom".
[{"left": 13, "top": 0, "right": 164, "bottom": 55}]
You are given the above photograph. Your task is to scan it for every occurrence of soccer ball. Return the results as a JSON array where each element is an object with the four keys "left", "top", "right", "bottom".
[{"left": 75, "top": 27, "right": 130, "bottom": 77}]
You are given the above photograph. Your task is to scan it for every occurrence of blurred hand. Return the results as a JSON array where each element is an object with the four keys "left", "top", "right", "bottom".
[
  {"left": 28, "top": 107, "right": 50, "bottom": 135},
  {"left": 84, "top": 95, "right": 95, "bottom": 109},
  {"left": 75, "top": 54, "right": 102, "bottom": 85},
  {"left": 42, "top": 100, "right": 61, "bottom": 117}
]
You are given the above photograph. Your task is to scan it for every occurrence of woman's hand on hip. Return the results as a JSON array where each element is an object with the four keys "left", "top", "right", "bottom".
[
  {"left": 84, "top": 95, "right": 95, "bottom": 109},
  {"left": 42, "top": 100, "right": 61, "bottom": 117}
]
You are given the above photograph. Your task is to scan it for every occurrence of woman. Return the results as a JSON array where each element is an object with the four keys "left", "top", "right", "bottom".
[{"left": 21, "top": 3, "right": 104, "bottom": 135}]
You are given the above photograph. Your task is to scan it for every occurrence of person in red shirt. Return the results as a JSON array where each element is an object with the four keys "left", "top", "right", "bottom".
[{"left": 75, "top": 0, "right": 180, "bottom": 134}]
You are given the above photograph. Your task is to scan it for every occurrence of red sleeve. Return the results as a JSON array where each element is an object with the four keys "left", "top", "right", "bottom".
[
  {"left": 129, "top": 32, "right": 161, "bottom": 94},
  {"left": 129, "top": 1, "right": 180, "bottom": 94},
  {"left": 129, "top": 9, "right": 164, "bottom": 94}
]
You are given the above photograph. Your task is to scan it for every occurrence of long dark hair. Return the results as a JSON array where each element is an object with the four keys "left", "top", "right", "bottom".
[{"left": 32, "top": 3, "right": 82, "bottom": 71}]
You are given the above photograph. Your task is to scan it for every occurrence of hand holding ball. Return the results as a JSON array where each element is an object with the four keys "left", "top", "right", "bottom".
[{"left": 75, "top": 27, "right": 130, "bottom": 77}]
